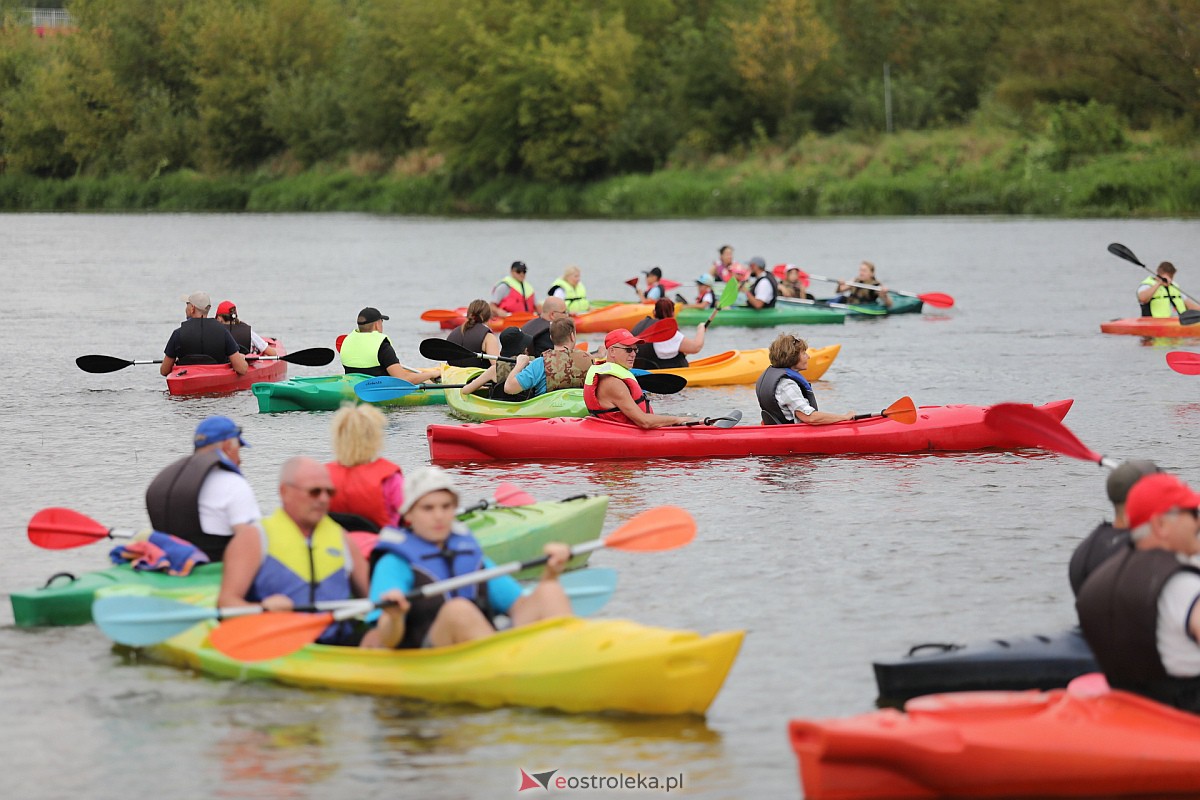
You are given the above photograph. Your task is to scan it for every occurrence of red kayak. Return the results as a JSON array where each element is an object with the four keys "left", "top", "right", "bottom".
[
  {"left": 789, "top": 678, "right": 1200, "bottom": 799},
  {"left": 166, "top": 339, "right": 286, "bottom": 396},
  {"left": 1100, "top": 316, "right": 1200, "bottom": 337},
  {"left": 427, "top": 399, "right": 1073, "bottom": 463}
]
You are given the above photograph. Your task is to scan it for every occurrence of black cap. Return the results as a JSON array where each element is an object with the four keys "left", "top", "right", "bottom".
[
  {"left": 511, "top": 261, "right": 528, "bottom": 273},
  {"left": 357, "top": 307, "right": 389, "bottom": 325},
  {"left": 645, "top": 266, "right": 663, "bottom": 279}
]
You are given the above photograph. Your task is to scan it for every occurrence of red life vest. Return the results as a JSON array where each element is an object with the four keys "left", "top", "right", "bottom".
[
  {"left": 326, "top": 458, "right": 402, "bottom": 529},
  {"left": 496, "top": 276, "right": 536, "bottom": 313},
  {"left": 583, "top": 363, "right": 652, "bottom": 424}
]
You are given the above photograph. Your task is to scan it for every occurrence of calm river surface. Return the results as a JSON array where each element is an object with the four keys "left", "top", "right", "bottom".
[{"left": 2, "top": 213, "right": 1198, "bottom": 799}]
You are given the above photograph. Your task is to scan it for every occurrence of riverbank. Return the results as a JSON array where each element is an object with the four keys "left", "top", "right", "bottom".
[{"left": 1, "top": 128, "right": 1196, "bottom": 217}]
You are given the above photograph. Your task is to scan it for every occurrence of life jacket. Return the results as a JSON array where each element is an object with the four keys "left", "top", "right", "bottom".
[
  {"left": 584, "top": 362, "right": 652, "bottom": 423},
  {"left": 521, "top": 317, "right": 552, "bottom": 356},
  {"left": 446, "top": 323, "right": 491, "bottom": 368},
  {"left": 548, "top": 278, "right": 589, "bottom": 313},
  {"left": 755, "top": 366, "right": 817, "bottom": 425},
  {"left": 340, "top": 330, "right": 389, "bottom": 376},
  {"left": 1141, "top": 276, "right": 1187, "bottom": 318},
  {"left": 248, "top": 509, "right": 357, "bottom": 645},
  {"left": 631, "top": 317, "right": 688, "bottom": 369},
  {"left": 370, "top": 525, "right": 492, "bottom": 649},
  {"left": 225, "top": 321, "right": 254, "bottom": 354},
  {"left": 712, "top": 261, "right": 742, "bottom": 283},
  {"left": 845, "top": 278, "right": 884, "bottom": 304},
  {"left": 145, "top": 449, "right": 242, "bottom": 561},
  {"left": 695, "top": 287, "right": 716, "bottom": 307},
  {"left": 543, "top": 346, "right": 590, "bottom": 391},
  {"left": 1076, "top": 546, "right": 1200, "bottom": 713},
  {"left": 750, "top": 272, "right": 778, "bottom": 308},
  {"left": 326, "top": 458, "right": 402, "bottom": 530},
  {"left": 1067, "top": 521, "right": 1130, "bottom": 598},
  {"left": 176, "top": 318, "right": 232, "bottom": 365},
  {"left": 495, "top": 276, "right": 536, "bottom": 313}
]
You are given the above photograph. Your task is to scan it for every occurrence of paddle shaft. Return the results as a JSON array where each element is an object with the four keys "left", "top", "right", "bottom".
[
  {"left": 776, "top": 296, "right": 885, "bottom": 315},
  {"left": 804, "top": 272, "right": 921, "bottom": 299},
  {"left": 1111, "top": 243, "right": 1200, "bottom": 306}
]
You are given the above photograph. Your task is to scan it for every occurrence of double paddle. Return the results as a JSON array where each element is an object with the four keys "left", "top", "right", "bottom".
[
  {"left": 1107, "top": 242, "right": 1200, "bottom": 326},
  {"left": 854, "top": 396, "right": 918, "bottom": 424},
  {"left": 773, "top": 265, "right": 954, "bottom": 308},
  {"left": 202, "top": 505, "right": 695, "bottom": 661},
  {"left": 984, "top": 403, "right": 1119, "bottom": 469},
  {"left": 76, "top": 348, "right": 335, "bottom": 374}
]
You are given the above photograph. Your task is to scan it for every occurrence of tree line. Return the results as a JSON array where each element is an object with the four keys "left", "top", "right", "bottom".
[{"left": 0, "top": 0, "right": 1195, "bottom": 184}]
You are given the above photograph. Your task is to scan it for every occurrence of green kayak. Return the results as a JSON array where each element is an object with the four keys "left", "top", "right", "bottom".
[
  {"left": 10, "top": 494, "right": 609, "bottom": 627},
  {"left": 446, "top": 387, "right": 587, "bottom": 422},
  {"left": 676, "top": 304, "right": 845, "bottom": 328},
  {"left": 252, "top": 374, "right": 448, "bottom": 413},
  {"left": 821, "top": 292, "right": 924, "bottom": 316}
]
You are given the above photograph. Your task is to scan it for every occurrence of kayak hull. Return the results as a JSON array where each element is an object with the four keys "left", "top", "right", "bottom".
[
  {"left": 829, "top": 293, "right": 925, "bottom": 316},
  {"left": 166, "top": 339, "right": 286, "bottom": 396},
  {"left": 146, "top": 615, "right": 744, "bottom": 716},
  {"left": 574, "top": 302, "right": 658, "bottom": 334},
  {"left": 11, "top": 495, "right": 608, "bottom": 626},
  {"left": 447, "top": 386, "right": 587, "bottom": 421},
  {"left": 1100, "top": 316, "right": 1200, "bottom": 337},
  {"left": 790, "top": 683, "right": 1200, "bottom": 799},
  {"left": 428, "top": 400, "right": 1073, "bottom": 463},
  {"left": 872, "top": 627, "right": 1097, "bottom": 707},
  {"left": 253, "top": 373, "right": 447, "bottom": 413},
  {"left": 676, "top": 304, "right": 845, "bottom": 327},
  {"left": 651, "top": 344, "right": 839, "bottom": 386}
]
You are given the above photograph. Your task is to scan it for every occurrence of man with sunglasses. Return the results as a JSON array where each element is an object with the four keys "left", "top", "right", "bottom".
[
  {"left": 583, "top": 329, "right": 693, "bottom": 429},
  {"left": 218, "top": 457, "right": 395, "bottom": 647},
  {"left": 491, "top": 261, "right": 537, "bottom": 317},
  {"left": 145, "top": 416, "right": 262, "bottom": 561},
  {"left": 1076, "top": 473, "right": 1200, "bottom": 712},
  {"left": 160, "top": 291, "right": 248, "bottom": 377}
]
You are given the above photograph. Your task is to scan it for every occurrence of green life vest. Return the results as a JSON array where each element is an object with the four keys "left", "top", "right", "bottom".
[
  {"left": 549, "top": 278, "right": 590, "bottom": 313},
  {"left": 340, "top": 330, "right": 388, "bottom": 370},
  {"left": 1141, "top": 276, "right": 1187, "bottom": 318}
]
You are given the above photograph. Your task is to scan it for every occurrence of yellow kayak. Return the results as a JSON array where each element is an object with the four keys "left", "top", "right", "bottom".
[
  {"left": 650, "top": 344, "right": 840, "bottom": 387},
  {"left": 146, "top": 614, "right": 744, "bottom": 716}
]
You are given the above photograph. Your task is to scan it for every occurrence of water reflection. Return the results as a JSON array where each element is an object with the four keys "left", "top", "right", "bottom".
[{"left": 215, "top": 723, "right": 339, "bottom": 800}]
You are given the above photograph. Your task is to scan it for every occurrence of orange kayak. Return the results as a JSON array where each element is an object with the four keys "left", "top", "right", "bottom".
[
  {"left": 574, "top": 302, "right": 657, "bottom": 333},
  {"left": 1100, "top": 316, "right": 1200, "bottom": 337},
  {"left": 423, "top": 308, "right": 534, "bottom": 331},
  {"left": 650, "top": 344, "right": 839, "bottom": 387},
  {"left": 790, "top": 678, "right": 1200, "bottom": 799}
]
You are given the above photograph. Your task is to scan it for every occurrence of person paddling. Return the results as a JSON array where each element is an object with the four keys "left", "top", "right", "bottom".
[
  {"left": 1068, "top": 459, "right": 1162, "bottom": 597},
  {"left": 215, "top": 300, "right": 277, "bottom": 356},
  {"left": 637, "top": 267, "right": 667, "bottom": 302},
  {"left": 445, "top": 299, "right": 499, "bottom": 369},
  {"left": 1136, "top": 261, "right": 1200, "bottom": 318},
  {"left": 583, "top": 329, "right": 692, "bottom": 429},
  {"left": 687, "top": 274, "right": 717, "bottom": 309},
  {"left": 756, "top": 333, "right": 854, "bottom": 425},
  {"left": 630, "top": 298, "right": 705, "bottom": 369},
  {"left": 836, "top": 261, "right": 893, "bottom": 308},
  {"left": 363, "top": 467, "right": 571, "bottom": 649},
  {"left": 504, "top": 317, "right": 592, "bottom": 397},
  {"left": 161, "top": 291, "right": 248, "bottom": 377}
]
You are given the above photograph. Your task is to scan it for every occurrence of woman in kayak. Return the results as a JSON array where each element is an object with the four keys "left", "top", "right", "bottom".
[
  {"left": 445, "top": 299, "right": 499, "bottom": 369},
  {"left": 364, "top": 467, "right": 571, "bottom": 649},
  {"left": 709, "top": 244, "right": 741, "bottom": 283},
  {"left": 836, "top": 261, "right": 894, "bottom": 308},
  {"left": 325, "top": 404, "right": 404, "bottom": 532},
  {"left": 630, "top": 298, "right": 705, "bottom": 369},
  {"left": 584, "top": 328, "right": 694, "bottom": 429},
  {"left": 756, "top": 333, "right": 854, "bottom": 425}
]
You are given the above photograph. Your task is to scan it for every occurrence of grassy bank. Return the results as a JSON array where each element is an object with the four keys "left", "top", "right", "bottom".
[{"left": 1, "top": 128, "right": 1196, "bottom": 217}]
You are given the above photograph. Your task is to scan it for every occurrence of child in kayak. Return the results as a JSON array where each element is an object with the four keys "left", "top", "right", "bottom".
[{"left": 364, "top": 468, "right": 572, "bottom": 649}]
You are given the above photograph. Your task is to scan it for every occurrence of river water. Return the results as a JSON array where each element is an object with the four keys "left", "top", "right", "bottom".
[{"left": 2, "top": 213, "right": 1198, "bottom": 799}]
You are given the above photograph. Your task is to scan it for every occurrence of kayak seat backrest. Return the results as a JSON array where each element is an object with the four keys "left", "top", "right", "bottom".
[
  {"left": 176, "top": 355, "right": 220, "bottom": 366},
  {"left": 328, "top": 511, "right": 380, "bottom": 534},
  {"left": 761, "top": 409, "right": 787, "bottom": 425},
  {"left": 633, "top": 356, "right": 661, "bottom": 370}
]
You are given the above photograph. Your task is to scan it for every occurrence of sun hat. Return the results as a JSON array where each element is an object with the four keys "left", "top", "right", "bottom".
[
  {"left": 399, "top": 467, "right": 460, "bottom": 517},
  {"left": 499, "top": 327, "right": 533, "bottom": 357}
]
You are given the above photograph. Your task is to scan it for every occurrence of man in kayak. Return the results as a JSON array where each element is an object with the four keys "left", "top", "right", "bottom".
[
  {"left": 491, "top": 261, "right": 537, "bottom": 318},
  {"left": 341, "top": 306, "right": 440, "bottom": 384},
  {"left": 742, "top": 256, "right": 778, "bottom": 309},
  {"left": 214, "top": 300, "right": 277, "bottom": 356},
  {"left": 546, "top": 265, "right": 589, "bottom": 313},
  {"left": 756, "top": 333, "right": 854, "bottom": 425},
  {"left": 145, "top": 415, "right": 262, "bottom": 561},
  {"left": 836, "top": 261, "right": 894, "bottom": 308},
  {"left": 519, "top": 296, "right": 569, "bottom": 356},
  {"left": 217, "top": 456, "right": 403, "bottom": 647},
  {"left": 584, "top": 329, "right": 694, "bottom": 429},
  {"left": 504, "top": 318, "right": 592, "bottom": 397},
  {"left": 363, "top": 467, "right": 571, "bottom": 649},
  {"left": 1076, "top": 472, "right": 1200, "bottom": 712},
  {"left": 630, "top": 298, "right": 706, "bottom": 369},
  {"left": 1137, "top": 261, "right": 1199, "bottom": 318},
  {"left": 1068, "top": 459, "right": 1161, "bottom": 596},
  {"left": 160, "top": 290, "right": 248, "bottom": 377}
]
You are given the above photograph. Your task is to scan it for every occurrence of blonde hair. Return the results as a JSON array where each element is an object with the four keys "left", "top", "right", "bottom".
[
  {"left": 768, "top": 333, "right": 807, "bottom": 369},
  {"left": 563, "top": 265, "right": 581, "bottom": 280},
  {"left": 330, "top": 403, "right": 386, "bottom": 466},
  {"left": 860, "top": 260, "right": 876, "bottom": 277}
]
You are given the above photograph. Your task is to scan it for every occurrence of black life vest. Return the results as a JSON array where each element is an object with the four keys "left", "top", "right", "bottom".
[
  {"left": 446, "top": 323, "right": 491, "bottom": 368},
  {"left": 521, "top": 317, "right": 552, "bottom": 357},
  {"left": 630, "top": 316, "right": 688, "bottom": 369},
  {"left": 176, "top": 318, "right": 233, "bottom": 365},
  {"left": 145, "top": 449, "right": 241, "bottom": 561},
  {"left": 755, "top": 366, "right": 817, "bottom": 424},
  {"left": 1068, "top": 521, "right": 1131, "bottom": 597},
  {"left": 751, "top": 272, "right": 779, "bottom": 308},
  {"left": 226, "top": 321, "right": 254, "bottom": 354}
]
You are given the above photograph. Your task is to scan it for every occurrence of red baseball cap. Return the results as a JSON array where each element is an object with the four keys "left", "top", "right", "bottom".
[
  {"left": 1126, "top": 473, "right": 1200, "bottom": 529},
  {"left": 216, "top": 300, "right": 236, "bottom": 316},
  {"left": 604, "top": 328, "right": 644, "bottom": 349}
]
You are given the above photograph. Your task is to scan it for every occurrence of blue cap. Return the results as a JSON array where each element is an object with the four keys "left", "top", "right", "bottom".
[{"left": 193, "top": 416, "right": 248, "bottom": 449}]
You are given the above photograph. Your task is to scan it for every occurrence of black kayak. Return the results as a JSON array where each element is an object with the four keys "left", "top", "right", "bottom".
[{"left": 872, "top": 627, "right": 1098, "bottom": 707}]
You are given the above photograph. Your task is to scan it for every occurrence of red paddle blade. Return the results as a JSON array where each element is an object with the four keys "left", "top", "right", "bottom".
[
  {"left": 28, "top": 507, "right": 110, "bottom": 549},
  {"left": 495, "top": 482, "right": 536, "bottom": 506},
  {"left": 983, "top": 403, "right": 1103, "bottom": 463},
  {"left": 918, "top": 292, "right": 954, "bottom": 308},
  {"left": 208, "top": 611, "right": 334, "bottom": 662},
  {"left": 624, "top": 277, "right": 640, "bottom": 288},
  {"left": 640, "top": 317, "right": 679, "bottom": 343},
  {"left": 659, "top": 279, "right": 681, "bottom": 290},
  {"left": 335, "top": 334, "right": 346, "bottom": 352},
  {"left": 883, "top": 396, "right": 917, "bottom": 424},
  {"left": 1166, "top": 351, "right": 1200, "bottom": 375},
  {"left": 604, "top": 506, "right": 696, "bottom": 552}
]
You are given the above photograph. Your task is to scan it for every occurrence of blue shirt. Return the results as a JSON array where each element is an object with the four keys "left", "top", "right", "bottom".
[
  {"left": 514, "top": 357, "right": 548, "bottom": 395},
  {"left": 367, "top": 553, "right": 523, "bottom": 622}
]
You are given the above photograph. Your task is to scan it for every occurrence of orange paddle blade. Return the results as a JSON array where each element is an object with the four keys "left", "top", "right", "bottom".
[
  {"left": 420, "top": 309, "right": 465, "bottom": 322},
  {"left": 883, "top": 396, "right": 917, "bottom": 424},
  {"left": 28, "top": 507, "right": 110, "bottom": 549},
  {"left": 604, "top": 506, "right": 696, "bottom": 552},
  {"left": 208, "top": 611, "right": 335, "bottom": 662}
]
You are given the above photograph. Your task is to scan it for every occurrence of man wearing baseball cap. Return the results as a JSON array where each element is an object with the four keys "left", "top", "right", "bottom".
[
  {"left": 340, "top": 306, "right": 440, "bottom": 383},
  {"left": 491, "top": 261, "right": 537, "bottom": 317},
  {"left": 161, "top": 291, "right": 248, "bottom": 377},
  {"left": 582, "top": 329, "right": 693, "bottom": 429},
  {"left": 742, "top": 256, "right": 778, "bottom": 309},
  {"left": 145, "top": 415, "right": 262, "bottom": 561},
  {"left": 1076, "top": 472, "right": 1200, "bottom": 711},
  {"left": 1068, "top": 459, "right": 1161, "bottom": 596}
]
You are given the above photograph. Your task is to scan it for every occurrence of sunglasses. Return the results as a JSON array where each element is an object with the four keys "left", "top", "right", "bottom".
[
  {"left": 609, "top": 345, "right": 638, "bottom": 354},
  {"left": 1171, "top": 507, "right": 1200, "bottom": 520},
  {"left": 289, "top": 484, "right": 337, "bottom": 498}
]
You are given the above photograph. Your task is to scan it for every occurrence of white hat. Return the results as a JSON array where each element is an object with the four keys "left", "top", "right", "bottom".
[
  {"left": 180, "top": 290, "right": 212, "bottom": 311},
  {"left": 399, "top": 467, "right": 459, "bottom": 517}
]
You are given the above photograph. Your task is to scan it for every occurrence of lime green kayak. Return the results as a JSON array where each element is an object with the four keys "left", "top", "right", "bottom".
[
  {"left": 253, "top": 374, "right": 448, "bottom": 413},
  {"left": 146, "top": 612, "right": 743, "bottom": 715},
  {"left": 446, "top": 387, "right": 587, "bottom": 422},
  {"left": 11, "top": 495, "right": 609, "bottom": 626},
  {"left": 676, "top": 304, "right": 845, "bottom": 327}
]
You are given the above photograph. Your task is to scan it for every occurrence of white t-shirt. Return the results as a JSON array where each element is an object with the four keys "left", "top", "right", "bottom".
[
  {"left": 1157, "top": 569, "right": 1200, "bottom": 676},
  {"left": 197, "top": 469, "right": 262, "bottom": 536},
  {"left": 775, "top": 379, "right": 815, "bottom": 421},
  {"left": 652, "top": 331, "right": 685, "bottom": 360},
  {"left": 249, "top": 329, "right": 270, "bottom": 353},
  {"left": 753, "top": 275, "right": 776, "bottom": 304}
]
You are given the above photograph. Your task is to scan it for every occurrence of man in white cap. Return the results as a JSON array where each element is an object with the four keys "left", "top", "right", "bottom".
[{"left": 161, "top": 291, "right": 248, "bottom": 376}]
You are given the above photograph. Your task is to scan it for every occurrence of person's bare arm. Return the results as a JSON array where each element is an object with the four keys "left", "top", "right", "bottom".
[{"left": 596, "top": 376, "right": 691, "bottom": 429}]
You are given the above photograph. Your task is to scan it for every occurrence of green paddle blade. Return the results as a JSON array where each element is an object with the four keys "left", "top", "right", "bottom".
[{"left": 717, "top": 277, "right": 740, "bottom": 308}]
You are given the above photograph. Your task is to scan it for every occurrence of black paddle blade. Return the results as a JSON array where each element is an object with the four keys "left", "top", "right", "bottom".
[
  {"left": 636, "top": 373, "right": 687, "bottom": 394},
  {"left": 707, "top": 409, "right": 742, "bottom": 428},
  {"left": 420, "top": 338, "right": 470, "bottom": 362},
  {"left": 1180, "top": 310, "right": 1200, "bottom": 327},
  {"left": 76, "top": 355, "right": 135, "bottom": 373},
  {"left": 1107, "top": 242, "right": 1144, "bottom": 267},
  {"left": 279, "top": 347, "right": 335, "bottom": 366}
]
